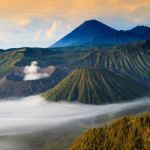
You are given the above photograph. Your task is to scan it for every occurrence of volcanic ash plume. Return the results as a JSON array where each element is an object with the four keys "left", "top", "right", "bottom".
[{"left": 23, "top": 61, "right": 54, "bottom": 81}]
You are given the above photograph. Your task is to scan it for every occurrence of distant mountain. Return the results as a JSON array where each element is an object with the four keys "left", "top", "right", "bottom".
[
  {"left": 69, "top": 113, "right": 150, "bottom": 150},
  {"left": 51, "top": 20, "right": 117, "bottom": 47},
  {"left": 51, "top": 20, "right": 150, "bottom": 47},
  {"left": 44, "top": 68, "right": 149, "bottom": 104},
  {"left": 95, "top": 30, "right": 141, "bottom": 45},
  {"left": 129, "top": 26, "right": 150, "bottom": 39}
]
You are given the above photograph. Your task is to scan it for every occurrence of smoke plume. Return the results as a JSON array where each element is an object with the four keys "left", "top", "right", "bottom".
[{"left": 23, "top": 61, "right": 53, "bottom": 81}]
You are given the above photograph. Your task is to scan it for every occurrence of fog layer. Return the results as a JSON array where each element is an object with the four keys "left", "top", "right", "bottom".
[{"left": 0, "top": 96, "right": 149, "bottom": 135}]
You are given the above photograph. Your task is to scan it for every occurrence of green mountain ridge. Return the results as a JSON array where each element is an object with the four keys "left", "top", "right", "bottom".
[
  {"left": 71, "top": 40, "right": 150, "bottom": 83},
  {"left": 44, "top": 68, "right": 149, "bottom": 104},
  {"left": 0, "top": 51, "right": 23, "bottom": 78},
  {"left": 69, "top": 113, "right": 150, "bottom": 150}
]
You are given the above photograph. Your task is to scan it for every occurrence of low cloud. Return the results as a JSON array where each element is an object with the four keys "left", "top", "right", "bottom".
[
  {"left": 23, "top": 61, "right": 51, "bottom": 81},
  {"left": 0, "top": 96, "right": 149, "bottom": 135}
]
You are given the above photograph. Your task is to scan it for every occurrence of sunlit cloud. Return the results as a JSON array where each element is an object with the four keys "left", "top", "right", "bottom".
[
  {"left": 33, "top": 30, "right": 43, "bottom": 42},
  {"left": 46, "top": 20, "right": 72, "bottom": 43},
  {"left": 16, "top": 19, "right": 31, "bottom": 28},
  {"left": 46, "top": 21, "right": 61, "bottom": 39}
]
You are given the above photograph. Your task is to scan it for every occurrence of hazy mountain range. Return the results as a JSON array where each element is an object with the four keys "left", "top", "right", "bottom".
[{"left": 51, "top": 20, "right": 150, "bottom": 47}]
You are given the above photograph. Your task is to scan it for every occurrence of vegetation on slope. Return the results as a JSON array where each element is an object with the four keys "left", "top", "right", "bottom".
[
  {"left": 15, "top": 48, "right": 86, "bottom": 67},
  {"left": 69, "top": 113, "right": 150, "bottom": 150},
  {"left": 73, "top": 40, "right": 150, "bottom": 82},
  {"left": 44, "top": 68, "right": 149, "bottom": 104},
  {"left": 0, "top": 51, "right": 23, "bottom": 78},
  {"left": 0, "top": 67, "right": 67, "bottom": 98},
  {"left": 0, "top": 47, "right": 85, "bottom": 78}
]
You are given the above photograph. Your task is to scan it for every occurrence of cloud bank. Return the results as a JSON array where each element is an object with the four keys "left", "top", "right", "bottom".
[
  {"left": 23, "top": 61, "right": 50, "bottom": 81},
  {"left": 0, "top": 95, "right": 149, "bottom": 135}
]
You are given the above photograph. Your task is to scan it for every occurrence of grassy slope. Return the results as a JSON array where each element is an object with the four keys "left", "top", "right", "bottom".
[
  {"left": 15, "top": 48, "right": 86, "bottom": 67},
  {"left": 0, "top": 51, "right": 23, "bottom": 78},
  {"left": 0, "top": 67, "right": 67, "bottom": 98},
  {"left": 69, "top": 113, "right": 150, "bottom": 150},
  {"left": 44, "top": 68, "right": 149, "bottom": 104},
  {"left": 73, "top": 41, "right": 150, "bottom": 81},
  {"left": 1, "top": 40, "right": 150, "bottom": 77},
  {"left": 0, "top": 48, "right": 85, "bottom": 79}
]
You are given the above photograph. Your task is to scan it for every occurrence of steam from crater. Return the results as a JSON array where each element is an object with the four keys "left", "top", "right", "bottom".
[{"left": 23, "top": 61, "right": 54, "bottom": 81}]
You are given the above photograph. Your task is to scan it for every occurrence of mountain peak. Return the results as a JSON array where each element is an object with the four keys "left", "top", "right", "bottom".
[
  {"left": 82, "top": 19, "right": 105, "bottom": 26},
  {"left": 80, "top": 19, "right": 116, "bottom": 31},
  {"left": 129, "top": 25, "right": 150, "bottom": 39},
  {"left": 132, "top": 25, "right": 150, "bottom": 30},
  {"left": 51, "top": 20, "right": 117, "bottom": 47},
  {"left": 83, "top": 19, "right": 100, "bottom": 24},
  {"left": 44, "top": 68, "right": 148, "bottom": 104}
]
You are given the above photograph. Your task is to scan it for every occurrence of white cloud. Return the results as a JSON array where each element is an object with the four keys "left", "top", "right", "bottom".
[
  {"left": 46, "top": 21, "right": 59, "bottom": 39},
  {"left": 46, "top": 20, "right": 72, "bottom": 43},
  {"left": 33, "top": 30, "right": 43, "bottom": 41},
  {"left": 16, "top": 19, "right": 31, "bottom": 28}
]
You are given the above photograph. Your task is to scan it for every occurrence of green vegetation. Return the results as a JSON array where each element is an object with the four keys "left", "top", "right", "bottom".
[
  {"left": 76, "top": 41, "right": 150, "bottom": 81},
  {"left": 0, "top": 51, "right": 23, "bottom": 78},
  {"left": 0, "top": 47, "right": 85, "bottom": 78},
  {"left": 15, "top": 48, "right": 87, "bottom": 67},
  {"left": 1, "top": 40, "right": 150, "bottom": 79},
  {"left": 44, "top": 68, "right": 149, "bottom": 104},
  {"left": 69, "top": 113, "right": 150, "bottom": 150}
]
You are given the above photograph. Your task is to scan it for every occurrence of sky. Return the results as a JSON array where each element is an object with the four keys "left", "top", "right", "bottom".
[{"left": 0, "top": 0, "right": 149, "bottom": 49}]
